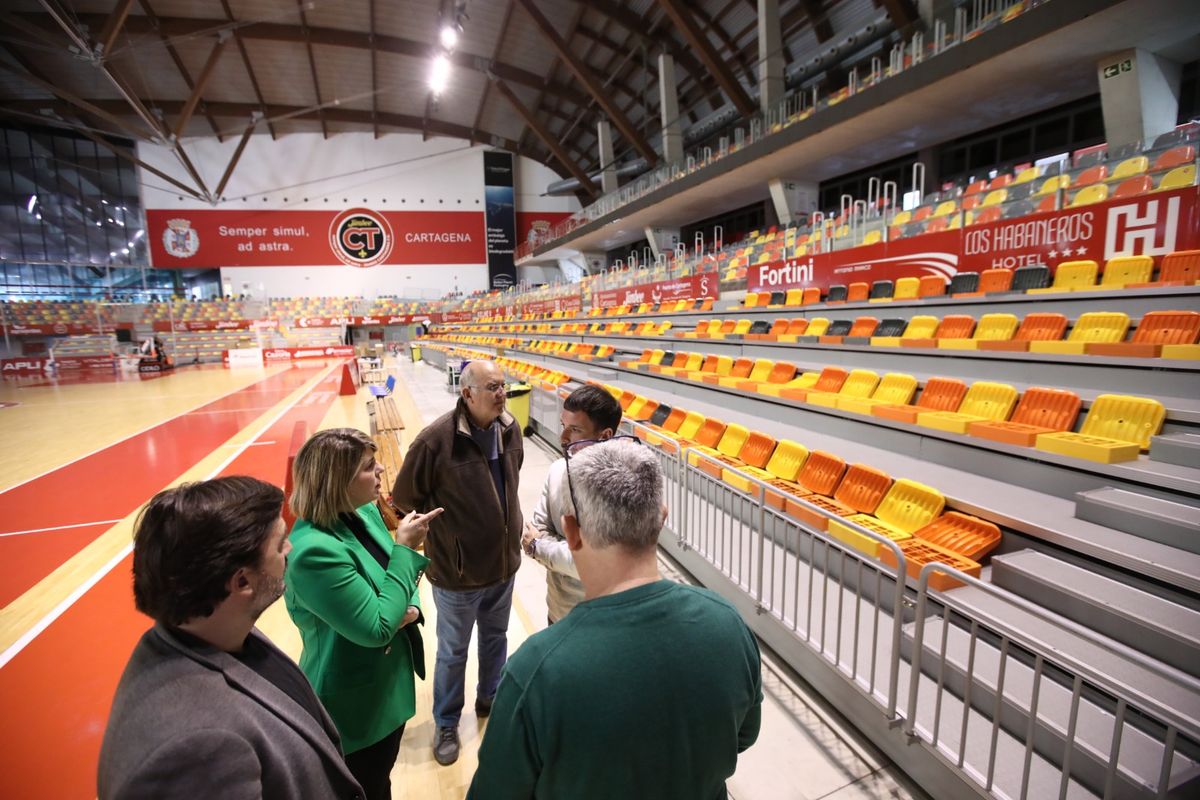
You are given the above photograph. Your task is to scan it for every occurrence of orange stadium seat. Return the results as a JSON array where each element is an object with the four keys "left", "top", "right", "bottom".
[
  {"left": 968, "top": 387, "right": 1082, "bottom": 446},
  {"left": 873, "top": 377, "right": 968, "bottom": 424}
]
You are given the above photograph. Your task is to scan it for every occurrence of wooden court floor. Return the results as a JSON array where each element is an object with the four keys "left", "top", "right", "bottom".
[{"left": 0, "top": 358, "right": 511, "bottom": 799}]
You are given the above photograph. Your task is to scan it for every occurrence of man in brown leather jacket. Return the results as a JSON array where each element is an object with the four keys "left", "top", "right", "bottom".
[{"left": 392, "top": 359, "right": 524, "bottom": 766}]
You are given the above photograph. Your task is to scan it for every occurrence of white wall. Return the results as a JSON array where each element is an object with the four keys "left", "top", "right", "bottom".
[{"left": 138, "top": 132, "right": 579, "bottom": 297}]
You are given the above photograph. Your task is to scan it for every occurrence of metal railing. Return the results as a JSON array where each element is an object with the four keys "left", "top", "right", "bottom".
[{"left": 609, "top": 412, "right": 1198, "bottom": 800}]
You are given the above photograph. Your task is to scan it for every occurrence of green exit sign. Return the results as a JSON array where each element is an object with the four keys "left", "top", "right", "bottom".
[{"left": 1103, "top": 59, "right": 1133, "bottom": 79}]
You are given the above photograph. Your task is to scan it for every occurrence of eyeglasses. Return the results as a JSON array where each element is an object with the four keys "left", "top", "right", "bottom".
[
  {"left": 563, "top": 434, "right": 641, "bottom": 527},
  {"left": 468, "top": 381, "right": 506, "bottom": 394}
]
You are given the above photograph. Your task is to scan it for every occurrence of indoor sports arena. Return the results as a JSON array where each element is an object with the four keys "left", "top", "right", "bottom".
[{"left": 2, "top": 0, "right": 1199, "bottom": 798}]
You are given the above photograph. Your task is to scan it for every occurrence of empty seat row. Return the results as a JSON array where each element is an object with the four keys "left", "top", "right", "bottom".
[
  {"left": 738, "top": 250, "right": 1200, "bottom": 311},
  {"left": 602, "top": 384, "right": 1002, "bottom": 590},
  {"left": 671, "top": 310, "right": 1199, "bottom": 359},
  {"left": 614, "top": 350, "right": 1166, "bottom": 464}
]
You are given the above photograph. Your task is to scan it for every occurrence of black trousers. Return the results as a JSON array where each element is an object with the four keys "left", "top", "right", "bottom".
[{"left": 344, "top": 724, "right": 405, "bottom": 800}]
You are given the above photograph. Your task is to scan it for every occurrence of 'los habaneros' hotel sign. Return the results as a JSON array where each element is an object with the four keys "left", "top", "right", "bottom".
[{"left": 148, "top": 209, "right": 486, "bottom": 267}]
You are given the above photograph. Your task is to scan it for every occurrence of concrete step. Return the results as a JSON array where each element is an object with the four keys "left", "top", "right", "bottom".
[
  {"left": 991, "top": 550, "right": 1200, "bottom": 677},
  {"left": 902, "top": 586, "right": 1200, "bottom": 798},
  {"left": 1151, "top": 433, "right": 1200, "bottom": 469},
  {"left": 1074, "top": 487, "right": 1200, "bottom": 555}
]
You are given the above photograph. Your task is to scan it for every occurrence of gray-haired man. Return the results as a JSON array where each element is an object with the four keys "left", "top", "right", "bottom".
[{"left": 468, "top": 439, "right": 762, "bottom": 799}]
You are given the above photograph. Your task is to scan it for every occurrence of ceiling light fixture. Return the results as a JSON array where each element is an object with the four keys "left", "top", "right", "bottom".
[
  {"left": 429, "top": 54, "right": 450, "bottom": 95},
  {"left": 440, "top": 25, "right": 459, "bottom": 51},
  {"left": 27, "top": 195, "right": 37, "bottom": 213}
]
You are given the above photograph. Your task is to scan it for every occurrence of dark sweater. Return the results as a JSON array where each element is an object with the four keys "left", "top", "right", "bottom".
[{"left": 468, "top": 580, "right": 763, "bottom": 800}]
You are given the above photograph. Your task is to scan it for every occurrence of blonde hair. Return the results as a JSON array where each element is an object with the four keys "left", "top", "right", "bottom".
[{"left": 289, "top": 428, "right": 376, "bottom": 529}]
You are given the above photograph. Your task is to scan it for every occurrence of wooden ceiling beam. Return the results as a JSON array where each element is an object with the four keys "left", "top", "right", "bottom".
[
  {"left": 214, "top": 120, "right": 257, "bottom": 199},
  {"left": 513, "top": 0, "right": 657, "bottom": 165},
  {"left": 18, "top": 12, "right": 594, "bottom": 110},
  {"left": 173, "top": 35, "right": 228, "bottom": 139},
  {"left": 654, "top": 0, "right": 755, "bottom": 116},
  {"left": 491, "top": 79, "right": 597, "bottom": 197},
  {"left": 96, "top": 0, "right": 137, "bottom": 59},
  {"left": 137, "top": 0, "right": 223, "bottom": 141},
  {"left": 219, "top": 0, "right": 276, "bottom": 140},
  {"left": 472, "top": 0, "right": 515, "bottom": 144},
  {"left": 3, "top": 98, "right": 566, "bottom": 179},
  {"left": 296, "top": 3, "right": 327, "bottom": 139}
]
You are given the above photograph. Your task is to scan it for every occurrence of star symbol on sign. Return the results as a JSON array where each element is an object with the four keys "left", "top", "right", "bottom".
[
  {"left": 1048, "top": 249, "right": 1058, "bottom": 259},
  {"left": 1076, "top": 246, "right": 1087, "bottom": 256},
  {"left": 358, "top": 249, "right": 368, "bottom": 257}
]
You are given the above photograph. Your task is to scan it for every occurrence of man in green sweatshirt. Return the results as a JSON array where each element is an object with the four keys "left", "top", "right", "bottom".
[{"left": 468, "top": 438, "right": 762, "bottom": 800}]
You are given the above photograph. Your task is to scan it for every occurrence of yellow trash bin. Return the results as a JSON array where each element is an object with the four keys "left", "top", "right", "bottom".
[
  {"left": 505, "top": 383, "right": 532, "bottom": 433},
  {"left": 410, "top": 345, "right": 422, "bottom": 363}
]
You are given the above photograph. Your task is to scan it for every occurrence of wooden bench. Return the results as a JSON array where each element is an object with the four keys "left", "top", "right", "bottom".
[
  {"left": 373, "top": 430, "right": 404, "bottom": 530},
  {"left": 372, "top": 396, "right": 405, "bottom": 434}
]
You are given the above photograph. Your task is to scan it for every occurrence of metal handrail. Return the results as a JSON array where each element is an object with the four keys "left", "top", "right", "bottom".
[{"left": 904, "top": 562, "right": 1200, "bottom": 742}]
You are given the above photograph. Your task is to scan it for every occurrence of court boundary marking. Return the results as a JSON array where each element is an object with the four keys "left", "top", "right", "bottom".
[
  {"left": 0, "top": 365, "right": 304, "bottom": 497},
  {"left": 0, "top": 361, "right": 341, "bottom": 670},
  {"left": 0, "top": 520, "right": 125, "bottom": 538}
]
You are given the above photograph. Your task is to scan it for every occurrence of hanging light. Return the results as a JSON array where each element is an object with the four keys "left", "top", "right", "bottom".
[
  {"left": 440, "top": 24, "right": 458, "bottom": 50},
  {"left": 27, "top": 195, "right": 37, "bottom": 213},
  {"left": 429, "top": 54, "right": 450, "bottom": 95}
]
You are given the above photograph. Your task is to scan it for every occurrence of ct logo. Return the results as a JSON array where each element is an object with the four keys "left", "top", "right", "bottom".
[{"left": 329, "top": 208, "right": 393, "bottom": 268}]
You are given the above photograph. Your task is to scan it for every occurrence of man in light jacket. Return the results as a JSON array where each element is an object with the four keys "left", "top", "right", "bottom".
[
  {"left": 522, "top": 384, "right": 622, "bottom": 624},
  {"left": 99, "top": 477, "right": 373, "bottom": 800}
]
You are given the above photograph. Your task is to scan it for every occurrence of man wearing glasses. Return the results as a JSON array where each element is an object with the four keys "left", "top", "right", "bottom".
[
  {"left": 392, "top": 359, "right": 524, "bottom": 767},
  {"left": 469, "top": 438, "right": 762, "bottom": 799},
  {"left": 522, "top": 384, "right": 622, "bottom": 625}
]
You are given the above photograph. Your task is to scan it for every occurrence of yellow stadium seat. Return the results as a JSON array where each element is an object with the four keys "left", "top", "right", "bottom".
[
  {"left": 939, "top": 313, "right": 1019, "bottom": 350},
  {"left": 807, "top": 369, "right": 880, "bottom": 408},
  {"left": 1029, "top": 311, "right": 1130, "bottom": 355},
  {"left": 981, "top": 189, "right": 1008, "bottom": 207},
  {"left": 891, "top": 276, "right": 920, "bottom": 301},
  {"left": 1026, "top": 260, "right": 1098, "bottom": 295},
  {"left": 1011, "top": 166, "right": 1041, "bottom": 185},
  {"left": 743, "top": 293, "right": 761, "bottom": 308},
  {"left": 1034, "top": 174, "right": 1069, "bottom": 196},
  {"left": 804, "top": 317, "right": 831, "bottom": 337},
  {"left": 872, "top": 315, "right": 936, "bottom": 347},
  {"left": 829, "top": 479, "right": 946, "bottom": 557},
  {"left": 931, "top": 200, "right": 957, "bottom": 218},
  {"left": 1036, "top": 394, "right": 1165, "bottom": 463},
  {"left": 891, "top": 210, "right": 912, "bottom": 227},
  {"left": 1097, "top": 255, "right": 1153, "bottom": 290},
  {"left": 917, "top": 381, "right": 1019, "bottom": 434},
  {"left": 784, "top": 288, "right": 804, "bottom": 306},
  {"left": 863, "top": 230, "right": 883, "bottom": 246},
  {"left": 725, "top": 358, "right": 774, "bottom": 389},
  {"left": 836, "top": 373, "right": 918, "bottom": 415},
  {"left": 1157, "top": 165, "right": 1196, "bottom": 192},
  {"left": 1108, "top": 156, "right": 1148, "bottom": 182},
  {"left": 1070, "top": 183, "right": 1109, "bottom": 207}
]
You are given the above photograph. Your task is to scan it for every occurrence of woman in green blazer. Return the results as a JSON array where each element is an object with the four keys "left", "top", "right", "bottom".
[{"left": 286, "top": 428, "right": 443, "bottom": 800}]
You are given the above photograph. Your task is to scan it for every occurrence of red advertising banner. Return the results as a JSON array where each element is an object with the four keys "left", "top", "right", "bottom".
[
  {"left": 518, "top": 294, "right": 584, "bottom": 316},
  {"left": 259, "top": 345, "right": 356, "bottom": 362},
  {"left": 55, "top": 355, "right": 116, "bottom": 372},
  {"left": 594, "top": 273, "right": 719, "bottom": 309},
  {"left": 516, "top": 211, "right": 574, "bottom": 246},
  {"left": 289, "top": 315, "right": 430, "bottom": 328},
  {"left": 4, "top": 323, "right": 132, "bottom": 336},
  {"left": 152, "top": 320, "right": 277, "bottom": 332},
  {"left": 147, "top": 209, "right": 486, "bottom": 268},
  {"left": 440, "top": 310, "right": 476, "bottom": 323},
  {"left": 1, "top": 357, "right": 51, "bottom": 377},
  {"left": 748, "top": 187, "right": 1200, "bottom": 293}
]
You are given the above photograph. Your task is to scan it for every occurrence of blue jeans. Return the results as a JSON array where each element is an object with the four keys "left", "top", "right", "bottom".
[{"left": 432, "top": 577, "right": 515, "bottom": 727}]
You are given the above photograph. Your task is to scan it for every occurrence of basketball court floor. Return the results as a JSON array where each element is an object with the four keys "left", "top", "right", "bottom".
[{"left": 0, "top": 356, "right": 925, "bottom": 800}]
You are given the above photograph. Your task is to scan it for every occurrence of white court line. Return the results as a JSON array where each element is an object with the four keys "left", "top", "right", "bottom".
[
  {"left": 0, "top": 361, "right": 340, "bottom": 670},
  {"left": 220, "top": 441, "right": 276, "bottom": 448},
  {"left": 0, "top": 369, "right": 293, "bottom": 497},
  {"left": 0, "top": 519, "right": 124, "bottom": 539}
]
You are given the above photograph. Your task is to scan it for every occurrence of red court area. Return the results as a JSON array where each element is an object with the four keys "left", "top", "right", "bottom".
[
  {"left": 0, "top": 364, "right": 327, "bottom": 607},
  {"left": 0, "top": 362, "right": 344, "bottom": 799}
]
